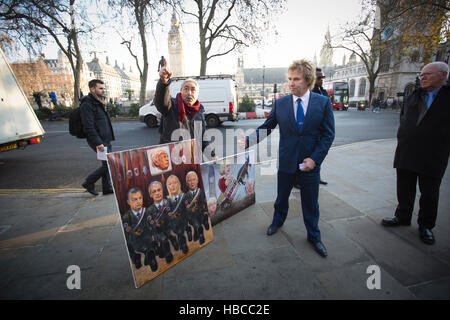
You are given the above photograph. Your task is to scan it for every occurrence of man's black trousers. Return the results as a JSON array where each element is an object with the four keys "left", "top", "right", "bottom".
[
  {"left": 85, "top": 141, "right": 112, "bottom": 192},
  {"left": 395, "top": 168, "right": 442, "bottom": 229}
]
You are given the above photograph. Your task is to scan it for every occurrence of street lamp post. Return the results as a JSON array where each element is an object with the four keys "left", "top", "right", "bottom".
[{"left": 262, "top": 65, "right": 265, "bottom": 109}]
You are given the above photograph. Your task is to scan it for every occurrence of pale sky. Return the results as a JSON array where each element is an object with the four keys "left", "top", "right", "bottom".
[{"left": 39, "top": 0, "right": 363, "bottom": 88}]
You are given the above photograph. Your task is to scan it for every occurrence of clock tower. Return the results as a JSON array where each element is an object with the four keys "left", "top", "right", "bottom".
[{"left": 168, "top": 11, "right": 185, "bottom": 77}]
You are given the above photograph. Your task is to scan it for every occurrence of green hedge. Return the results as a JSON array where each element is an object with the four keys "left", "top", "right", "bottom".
[
  {"left": 54, "top": 105, "right": 75, "bottom": 118},
  {"left": 34, "top": 107, "right": 52, "bottom": 120},
  {"left": 238, "top": 96, "right": 256, "bottom": 112},
  {"left": 107, "top": 103, "right": 122, "bottom": 118},
  {"left": 128, "top": 103, "right": 141, "bottom": 117}
]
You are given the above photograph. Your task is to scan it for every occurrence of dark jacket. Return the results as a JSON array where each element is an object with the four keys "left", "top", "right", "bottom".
[
  {"left": 80, "top": 93, "right": 115, "bottom": 147},
  {"left": 154, "top": 79, "right": 211, "bottom": 153},
  {"left": 312, "top": 85, "right": 329, "bottom": 97},
  {"left": 248, "top": 93, "right": 335, "bottom": 173},
  {"left": 394, "top": 85, "right": 450, "bottom": 178}
]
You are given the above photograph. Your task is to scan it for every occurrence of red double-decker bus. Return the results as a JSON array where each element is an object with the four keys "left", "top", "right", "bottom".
[{"left": 323, "top": 81, "right": 349, "bottom": 111}]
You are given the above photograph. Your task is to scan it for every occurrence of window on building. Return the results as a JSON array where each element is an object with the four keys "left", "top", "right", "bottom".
[
  {"left": 379, "top": 52, "right": 390, "bottom": 72},
  {"left": 349, "top": 79, "right": 355, "bottom": 97},
  {"left": 358, "top": 78, "right": 366, "bottom": 96}
]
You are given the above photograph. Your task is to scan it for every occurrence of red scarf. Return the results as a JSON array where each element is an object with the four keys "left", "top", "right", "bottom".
[{"left": 176, "top": 92, "right": 200, "bottom": 122}]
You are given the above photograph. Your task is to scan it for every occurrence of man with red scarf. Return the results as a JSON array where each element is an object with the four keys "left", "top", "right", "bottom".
[{"left": 154, "top": 60, "right": 213, "bottom": 159}]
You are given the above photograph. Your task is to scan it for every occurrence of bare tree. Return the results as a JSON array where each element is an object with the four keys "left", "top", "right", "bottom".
[
  {"left": 107, "top": 0, "right": 168, "bottom": 106},
  {"left": 0, "top": 0, "right": 94, "bottom": 107},
  {"left": 176, "top": 0, "right": 285, "bottom": 76},
  {"left": 328, "top": 0, "right": 449, "bottom": 103}
]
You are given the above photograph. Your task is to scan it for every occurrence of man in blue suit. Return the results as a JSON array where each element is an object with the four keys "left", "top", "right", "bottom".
[{"left": 239, "top": 59, "right": 335, "bottom": 257}]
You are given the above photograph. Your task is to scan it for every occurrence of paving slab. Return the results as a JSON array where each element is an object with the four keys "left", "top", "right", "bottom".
[
  {"left": 330, "top": 216, "right": 450, "bottom": 286},
  {"left": 315, "top": 261, "right": 416, "bottom": 300},
  {"left": 79, "top": 243, "right": 162, "bottom": 299},
  {"left": 408, "top": 276, "right": 450, "bottom": 300},
  {"left": 161, "top": 266, "right": 245, "bottom": 300},
  {"left": 314, "top": 189, "right": 365, "bottom": 222},
  {"left": 280, "top": 217, "right": 371, "bottom": 273},
  {"left": 258, "top": 198, "right": 302, "bottom": 220},
  {"left": 221, "top": 203, "right": 291, "bottom": 255},
  {"left": 231, "top": 245, "right": 329, "bottom": 299}
]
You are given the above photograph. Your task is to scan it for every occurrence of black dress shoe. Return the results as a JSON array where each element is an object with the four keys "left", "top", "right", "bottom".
[
  {"left": 102, "top": 189, "right": 114, "bottom": 195},
  {"left": 199, "top": 232, "right": 205, "bottom": 245},
  {"left": 319, "top": 180, "right": 328, "bottom": 185},
  {"left": 165, "top": 252, "right": 173, "bottom": 264},
  {"left": 310, "top": 241, "right": 328, "bottom": 257},
  {"left": 266, "top": 224, "right": 279, "bottom": 236},
  {"left": 419, "top": 227, "right": 435, "bottom": 245},
  {"left": 82, "top": 182, "right": 98, "bottom": 196},
  {"left": 146, "top": 252, "right": 158, "bottom": 272},
  {"left": 381, "top": 216, "right": 411, "bottom": 227},
  {"left": 181, "top": 243, "right": 189, "bottom": 254}
]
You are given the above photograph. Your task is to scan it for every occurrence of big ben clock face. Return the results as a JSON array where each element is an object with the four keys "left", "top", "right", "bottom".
[{"left": 170, "top": 39, "right": 178, "bottom": 48}]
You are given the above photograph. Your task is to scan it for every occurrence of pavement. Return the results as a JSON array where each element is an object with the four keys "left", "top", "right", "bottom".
[{"left": 0, "top": 138, "right": 449, "bottom": 300}]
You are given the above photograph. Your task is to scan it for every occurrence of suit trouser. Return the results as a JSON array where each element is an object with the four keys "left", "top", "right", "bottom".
[
  {"left": 85, "top": 141, "right": 112, "bottom": 191},
  {"left": 273, "top": 169, "right": 321, "bottom": 243},
  {"left": 395, "top": 168, "right": 442, "bottom": 229}
]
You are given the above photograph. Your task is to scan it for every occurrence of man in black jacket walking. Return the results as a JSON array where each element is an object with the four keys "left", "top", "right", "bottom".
[
  {"left": 382, "top": 62, "right": 449, "bottom": 245},
  {"left": 80, "top": 79, "right": 115, "bottom": 196}
]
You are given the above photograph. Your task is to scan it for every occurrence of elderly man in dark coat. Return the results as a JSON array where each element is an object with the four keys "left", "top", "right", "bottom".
[
  {"left": 382, "top": 62, "right": 450, "bottom": 245},
  {"left": 154, "top": 59, "right": 214, "bottom": 161}
]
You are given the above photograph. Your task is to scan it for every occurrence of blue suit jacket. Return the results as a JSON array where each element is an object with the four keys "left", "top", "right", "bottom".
[{"left": 249, "top": 92, "right": 335, "bottom": 173}]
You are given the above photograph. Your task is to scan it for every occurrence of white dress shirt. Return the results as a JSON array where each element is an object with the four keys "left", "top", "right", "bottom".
[{"left": 293, "top": 90, "right": 310, "bottom": 121}]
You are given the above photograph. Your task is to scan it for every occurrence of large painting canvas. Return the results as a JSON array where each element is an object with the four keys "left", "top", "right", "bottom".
[
  {"left": 106, "top": 139, "right": 214, "bottom": 288},
  {"left": 200, "top": 151, "right": 255, "bottom": 226}
]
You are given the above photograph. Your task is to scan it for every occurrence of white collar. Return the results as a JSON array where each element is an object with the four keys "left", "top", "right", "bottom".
[{"left": 293, "top": 90, "right": 310, "bottom": 102}]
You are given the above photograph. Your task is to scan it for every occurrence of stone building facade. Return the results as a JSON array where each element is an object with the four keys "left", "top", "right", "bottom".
[
  {"left": 10, "top": 50, "right": 141, "bottom": 107},
  {"left": 235, "top": 56, "right": 288, "bottom": 103},
  {"left": 10, "top": 50, "right": 91, "bottom": 107}
]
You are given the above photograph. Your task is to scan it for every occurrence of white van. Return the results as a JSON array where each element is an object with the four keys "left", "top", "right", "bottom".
[
  {"left": 0, "top": 47, "right": 45, "bottom": 152},
  {"left": 140, "top": 75, "right": 238, "bottom": 128}
]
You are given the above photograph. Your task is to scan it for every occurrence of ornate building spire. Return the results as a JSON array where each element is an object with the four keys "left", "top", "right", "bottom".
[
  {"left": 168, "top": 10, "right": 185, "bottom": 77},
  {"left": 319, "top": 24, "right": 334, "bottom": 67}
]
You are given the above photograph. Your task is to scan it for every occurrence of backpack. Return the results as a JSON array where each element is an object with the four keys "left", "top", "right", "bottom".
[{"left": 68, "top": 107, "right": 86, "bottom": 138}]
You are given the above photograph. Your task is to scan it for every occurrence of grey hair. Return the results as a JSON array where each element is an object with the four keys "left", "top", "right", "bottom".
[
  {"left": 427, "top": 61, "right": 449, "bottom": 79},
  {"left": 148, "top": 180, "right": 163, "bottom": 194},
  {"left": 181, "top": 78, "right": 199, "bottom": 89},
  {"left": 186, "top": 171, "right": 198, "bottom": 180}
]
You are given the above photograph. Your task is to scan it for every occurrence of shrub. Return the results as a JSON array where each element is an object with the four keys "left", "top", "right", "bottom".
[
  {"left": 34, "top": 107, "right": 52, "bottom": 120},
  {"left": 107, "top": 103, "right": 121, "bottom": 118},
  {"left": 238, "top": 96, "right": 256, "bottom": 112},
  {"left": 128, "top": 103, "right": 141, "bottom": 117},
  {"left": 54, "top": 105, "right": 75, "bottom": 118}
]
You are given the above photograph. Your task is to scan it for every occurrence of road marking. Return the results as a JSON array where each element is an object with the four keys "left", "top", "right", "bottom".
[
  {"left": 0, "top": 214, "right": 119, "bottom": 250},
  {"left": 0, "top": 188, "right": 85, "bottom": 194}
]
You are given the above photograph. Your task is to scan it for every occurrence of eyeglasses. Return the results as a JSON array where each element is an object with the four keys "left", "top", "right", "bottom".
[{"left": 419, "top": 71, "right": 443, "bottom": 78}]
